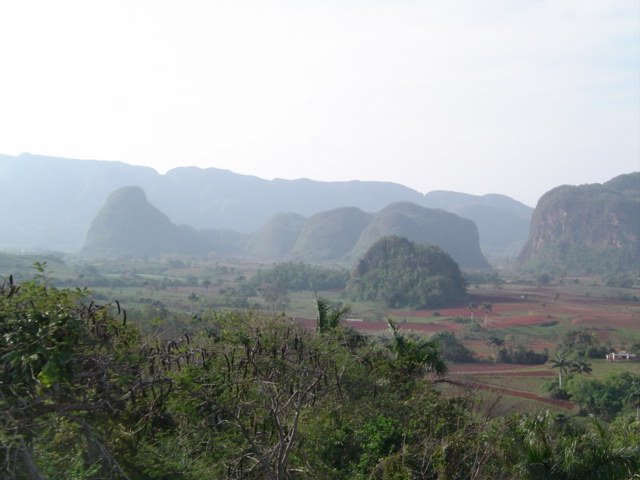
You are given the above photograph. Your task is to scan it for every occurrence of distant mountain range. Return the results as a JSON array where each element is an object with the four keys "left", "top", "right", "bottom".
[
  {"left": 0, "top": 153, "right": 532, "bottom": 256},
  {"left": 82, "top": 187, "right": 491, "bottom": 270},
  {"left": 518, "top": 173, "right": 640, "bottom": 274}
]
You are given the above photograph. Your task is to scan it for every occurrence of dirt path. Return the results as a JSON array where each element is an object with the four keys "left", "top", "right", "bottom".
[{"left": 443, "top": 378, "right": 575, "bottom": 410}]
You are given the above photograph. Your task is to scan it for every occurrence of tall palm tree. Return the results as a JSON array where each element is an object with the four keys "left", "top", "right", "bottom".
[
  {"left": 468, "top": 302, "right": 477, "bottom": 321},
  {"left": 549, "top": 351, "right": 572, "bottom": 389},
  {"left": 481, "top": 302, "right": 493, "bottom": 326},
  {"left": 570, "top": 358, "right": 593, "bottom": 375}
]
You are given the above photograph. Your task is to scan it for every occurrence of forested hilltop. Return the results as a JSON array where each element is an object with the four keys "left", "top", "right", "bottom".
[
  {"left": 0, "top": 153, "right": 530, "bottom": 256},
  {"left": 518, "top": 173, "right": 640, "bottom": 275},
  {"left": 2, "top": 271, "right": 639, "bottom": 479}
]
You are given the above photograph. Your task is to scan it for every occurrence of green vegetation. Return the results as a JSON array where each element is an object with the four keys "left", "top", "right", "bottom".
[
  {"left": 245, "top": 262, "right": 350, "bottom": 292},
  {"left": 348, "top": 236, "right": 467, "bottom": 309},
  {"left": 431, "top": 331, "right": 476, "bottom": 362},
  {"left": 2, "top": 269, "right": 639, "bottom": 479},
  {"left": 565, "top": 371, "right": 640, "bottom": 419}
]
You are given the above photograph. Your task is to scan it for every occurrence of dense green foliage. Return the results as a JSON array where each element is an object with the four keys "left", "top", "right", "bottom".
[
  {"left": 348, "top": 236, "right": 467, "bottom": 309},
  {"left": 246, "top": 262, "right": 350, "bottom": 292},
  {"left": 2, "top": 270, "right": 639, "bottom": 479},
  {"left": 431, "top": 331, "right": 476, "bottom": 363},
  {"left": 496, "top": 345, "right": 549, "bottom": 365},
  {"left": 565, "top": 372, "right": 640, "bottom": 419}
]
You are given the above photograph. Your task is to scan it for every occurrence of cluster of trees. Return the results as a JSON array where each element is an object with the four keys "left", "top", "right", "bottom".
[
  {"left": 1, "top": 271, "right": 639, "bottom": 479},
  {"left": 566, "top": 371, "right": 640, "bottom": 419},
  {"left": 496, "top": 345, "right": 549, "bottom": 365},
  {"left": 559, "top": 329, "right": 610, "bottom": 359},
  {"left": 347, "top": 237, "right": 467, "bottom": 309},
  {"left": 244, "top": 262, "right": 350, "bottom": 293},
  {"left": 546, "top": 351, "right": 640, "bottom": 421}
]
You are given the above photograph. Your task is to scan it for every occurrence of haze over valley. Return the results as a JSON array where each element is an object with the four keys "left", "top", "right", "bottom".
[{"left": 1, "top": 1, "right": 639, "bottom": 478}]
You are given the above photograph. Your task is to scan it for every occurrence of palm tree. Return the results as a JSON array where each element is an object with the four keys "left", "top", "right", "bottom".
[
  {"left": 549, "top": 351, "right": 572, "bottom": 389},
  {"left": 387, "top": 319, "right": 447, "bottom": 377},
  {"left": 481, "top": 302, "right": 493, "bottom": 326},
  {"left": 570, "top": 358, "right": 592, "bottom": 375},
  {"left": 517, "top": 412, "right": 640, "bottom": 479},
  {"left": 468, "top": 302, "right": 477, "bottom": 321},
  {"left": 316, "top": 296, "right": 350, "bottom": 334}
]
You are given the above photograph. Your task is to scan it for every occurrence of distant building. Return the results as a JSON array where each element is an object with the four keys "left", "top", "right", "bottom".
[{"left": 606, "top": 351, "right": 638, "bottom": 362}]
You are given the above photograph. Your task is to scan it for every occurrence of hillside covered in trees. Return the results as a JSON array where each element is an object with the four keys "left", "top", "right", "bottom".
[
  {"left": 348, "top": 236, "right": 467, "bottom": 308},
  {"left": 518, "top": 173, "right": 640, "bottom": 275}
]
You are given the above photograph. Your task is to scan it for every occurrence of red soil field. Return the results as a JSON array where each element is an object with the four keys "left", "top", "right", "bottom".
[{"left": 489, "top": 315, "right": 556, "bottom": 328}]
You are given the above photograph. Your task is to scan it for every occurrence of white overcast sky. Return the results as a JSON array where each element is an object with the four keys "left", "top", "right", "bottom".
[{"left": 1, "top": 0, "right": 638, "bottom": 206}]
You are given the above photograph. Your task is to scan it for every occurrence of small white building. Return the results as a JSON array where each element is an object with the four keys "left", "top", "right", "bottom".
[{"left": 606, "top": 351, "right": 638, "bottom": 362}]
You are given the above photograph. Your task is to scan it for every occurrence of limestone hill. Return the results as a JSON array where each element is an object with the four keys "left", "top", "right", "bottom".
[
  {"left": 82, "top": 187, "right": 244, "bottom": 257},
  {"left": 289, "top": 207, "right": 372, "bottom": 262},
  {"left": 518, "top": 173, "right": 640, "bottom": 274},
  {"left": 349, "top": 202, "right": 491, "bottom": 270},
  {"left": 244, "top": 213, "right": 307, "bottom": 260}
]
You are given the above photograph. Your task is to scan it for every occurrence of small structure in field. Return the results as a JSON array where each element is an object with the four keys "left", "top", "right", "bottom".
[{"left": 606, "top": 351, "right": 638, "bottom": 362}]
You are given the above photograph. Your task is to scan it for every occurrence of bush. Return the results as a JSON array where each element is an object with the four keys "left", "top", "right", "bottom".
[
  {"left": 497, "top": 345, "right": 548, "bottom": 365},
  {"left": 432, "top": 331, "right": 476, "bottom": 363}
]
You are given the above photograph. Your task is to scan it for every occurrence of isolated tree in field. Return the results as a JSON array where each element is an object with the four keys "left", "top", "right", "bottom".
[
  {"left": 481, "top": 301, "right": 493, "bottom": 325},
  {"left": 549, "top": 351, "right": 572, "bottom": 388},
  {"left": 468, "top": 302, "right": 477, "bottom": 321},
  {"left": 570, "top": 358, "right": 593, "bottom": 375},
  {"left": 487, "top": 335, "right": 505, "bottom": 360}
]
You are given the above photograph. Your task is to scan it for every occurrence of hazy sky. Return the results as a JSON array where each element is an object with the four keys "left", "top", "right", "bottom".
[{"left": 1, "top": 1, "right": 638, "bottom": 206}]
